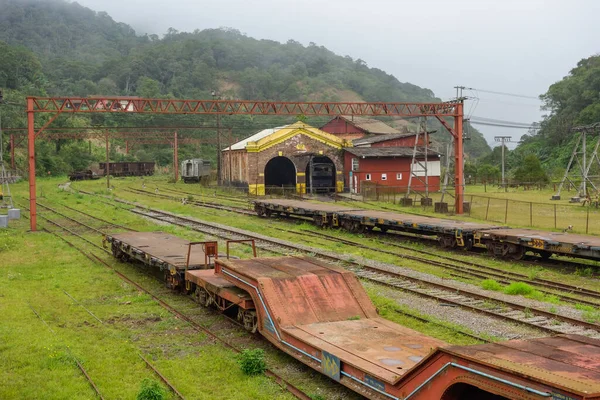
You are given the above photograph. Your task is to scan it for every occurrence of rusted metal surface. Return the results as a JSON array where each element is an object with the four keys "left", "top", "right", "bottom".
[
  {"left": 218, "top": 256, "right": 378, "bottom": 329},
  {"left": 286, "top": 318, "right": 444, "bottom": 384},
  {"left": 106, "top": 232, "right": 212, "bottom": 270},
  {"left": 186, "top": 269, "right": 254, "bottom": 310},
  {"left": 442, "top": 334, "right": 600, "bottom": 398}
]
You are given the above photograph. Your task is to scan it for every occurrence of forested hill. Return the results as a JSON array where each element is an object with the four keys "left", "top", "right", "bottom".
[
  {"left": 514, "top": 55, "right": 600, "bottom": 172},
  {"left": 0, "top": 0, "right": 490, "bottom": 173}
]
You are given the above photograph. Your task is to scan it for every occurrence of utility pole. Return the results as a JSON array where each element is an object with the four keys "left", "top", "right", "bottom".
[{"left": 494, "top": 136, "right": 512, "bottom": 190}]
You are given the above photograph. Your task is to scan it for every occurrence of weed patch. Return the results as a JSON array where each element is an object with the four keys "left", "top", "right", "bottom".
[
  {"left": 480, "top": 279, "right": 503, "bottom": 291},
  {"left": 503, "top": 282, "right": 535, "bottom": 296},
  {"left": 136, "top": 378, "right": 167, "bottom": 400},
  {"left": 238, "top": 348, "right": 267, "bottom": 375}
]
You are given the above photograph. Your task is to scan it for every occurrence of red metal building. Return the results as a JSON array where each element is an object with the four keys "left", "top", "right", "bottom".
[
  {"left": 320, "top": 116, "right": 439, "bottom": 194},
  {"left": 344, "top": 147, "right": 441, "bottom": 193}
]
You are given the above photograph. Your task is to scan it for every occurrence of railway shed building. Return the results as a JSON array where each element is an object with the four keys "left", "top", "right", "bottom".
[{"left": 221, "top": 122, "right": 350, "bottom": 195}]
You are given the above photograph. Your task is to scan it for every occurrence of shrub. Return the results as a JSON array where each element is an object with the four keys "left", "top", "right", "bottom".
[
  {"left": 237, "top": 348, "right": 267, "bottom": 375},
  {"left": 136, "top": 378, "right": 167, "bottom": 400},
  {"left": 503, "top": 282, "right": 535, "bottom": 296},
  {"left": 480, "top": 279, "right": 502, "bottom": 291}
]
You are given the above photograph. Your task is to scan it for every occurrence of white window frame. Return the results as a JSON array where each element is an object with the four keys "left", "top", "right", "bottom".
[
  {"left": 381, "top": 173, "right": 387, "bottom": 181},
  {"left": 396, "top": 173, "right": 402, "bottom": 180},
  {"left": 365, "top": 173, "right": 371, "bottom": 181},
  {"left": 352, "top": 158, "right": 359, "bottom": 171}
]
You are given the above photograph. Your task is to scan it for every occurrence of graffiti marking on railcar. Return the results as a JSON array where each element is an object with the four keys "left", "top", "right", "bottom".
[{"left": 322, "top": 351, "right": 341, "bottom": 382}]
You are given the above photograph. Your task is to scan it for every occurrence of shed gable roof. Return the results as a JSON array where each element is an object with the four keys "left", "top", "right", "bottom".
[
  {"left": 330, "top": 115, "right": 403, "bottom": 135},
  {"left": 227, "top": 122, "right": 351, "bottom": 153}
]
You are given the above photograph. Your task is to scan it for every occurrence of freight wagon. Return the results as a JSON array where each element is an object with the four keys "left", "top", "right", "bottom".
[
  {"left": 253, "top": 199, "right": 600, "bottom": 263},
  {"left": 104, "top": 231, "right": 600, "bottom": 400},
  {"left": 98, "top": 162, "right": 155, "bottom": 177}
]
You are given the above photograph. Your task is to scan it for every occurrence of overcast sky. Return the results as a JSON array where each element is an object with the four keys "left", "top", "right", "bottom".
[{"left": 75, "top": 0, "right": 599, "bottom": 147}]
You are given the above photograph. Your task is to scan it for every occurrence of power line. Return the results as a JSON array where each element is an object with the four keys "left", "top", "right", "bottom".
[
  {"left": 465, "top": 87, "right": 540, "bottom": 100},
  {"left": 470, "top": 121, "right": 540, "bottom": 129}
]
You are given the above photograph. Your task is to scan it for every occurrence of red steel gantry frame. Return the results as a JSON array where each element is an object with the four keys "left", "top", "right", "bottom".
[{"left": 25, "top": 97, "right": 464, "bottom": 231}]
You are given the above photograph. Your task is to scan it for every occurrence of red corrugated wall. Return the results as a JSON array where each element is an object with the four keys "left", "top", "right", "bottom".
[{"left": 344, "top": 152, "right": 441, "bottom": 193}]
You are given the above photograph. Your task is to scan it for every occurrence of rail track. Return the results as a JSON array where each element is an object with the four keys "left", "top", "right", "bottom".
[
  {"left": 103, "top": 186, "right": 600, "bottom": 306},
  {"left": 15, "top": 201, "right": 325, "bottom": 400},
  {"left": 130, "top": 207, "right": 600, "bottom": 339},
  {"left": 283, "top": 229, "right": 600, "bottom": 308}
]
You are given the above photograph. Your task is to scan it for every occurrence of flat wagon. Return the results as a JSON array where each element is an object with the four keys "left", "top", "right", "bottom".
[
  {"left": 188, "top": 254, "right": 600, "bottom": 400},
  {"left": 106, "top": 230, "right": 600, "bottom": 399},
  {"left": 253, "top": 199, "right": 504, "bottom": 248},
  {"left": 104, "top": 231, "right": 218, "bottom": 289},
  {"left": 478, "top": 228, "right": 600, "bottom": 261}
]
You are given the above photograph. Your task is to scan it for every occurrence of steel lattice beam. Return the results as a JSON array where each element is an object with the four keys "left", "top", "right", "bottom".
[
  {"left": 29, "top": 97, "right": 461, "bottom": 117},
  {"left": 25, "top": 96, "right": 465, "bottom": 231}
]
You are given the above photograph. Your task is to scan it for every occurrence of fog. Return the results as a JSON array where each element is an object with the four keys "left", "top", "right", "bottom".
[{"left": 75, "top": 0, "right": 600, "bottom": 147}]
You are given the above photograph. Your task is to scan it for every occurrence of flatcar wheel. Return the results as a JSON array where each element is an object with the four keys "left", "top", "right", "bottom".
[
  {"left": 510, "top": 246, "right": 525, "bottom": 261},
  {"left": 313, "top": 215, "right": 323, "bottom": 227},
  {"left": 196, "top": 287, "right": 211, "bottom": 307},
  {"left": 255, "top": 205, "right": 266, "bottom": 217},
  {"left": 379, "top": 227, "right": 388, "bottom": 233},
  {"left": 243, "top": 310, "right": 258, "bottom": 333}
]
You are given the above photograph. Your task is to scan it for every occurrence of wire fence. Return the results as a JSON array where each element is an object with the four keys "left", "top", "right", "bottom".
[{"left": 214, "top": 181, "right": 600, "bottom": 235}]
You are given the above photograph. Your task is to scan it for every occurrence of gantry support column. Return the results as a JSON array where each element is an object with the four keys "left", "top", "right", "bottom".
[
  {"left": 173, "top": 131, "right": 179, "bottom": 182},
  {"left": 27, "top": 98, "right": 36, "bottom": 231}
]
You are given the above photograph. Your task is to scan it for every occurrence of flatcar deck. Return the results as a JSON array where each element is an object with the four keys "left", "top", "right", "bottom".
[{"left": 106, "top": 232, "right": 212, "bottom": 270}]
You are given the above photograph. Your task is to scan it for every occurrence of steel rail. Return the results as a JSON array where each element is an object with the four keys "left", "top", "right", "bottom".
[
  {"left": 139, "top": 354, "right": 185, "bottom": 400},
  {"left": 33, "top": 211, "right": 313, "bottom": 400},
  {"left": 29, "top": 304, "right": 105, "bottom": 400},
  {"left": 116, "top": 187, "right": 600, "bottom": 303},
  {"left": 132, "top": 207, "right": 600, "bottom": 337},
  {"left": 290, "top": 229, "right": 600, "bottom": 307}
]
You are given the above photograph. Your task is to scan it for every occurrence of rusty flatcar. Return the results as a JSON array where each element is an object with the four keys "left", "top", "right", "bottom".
[{"left": 105, "top": 231, "right": 600, "bottom": 399}]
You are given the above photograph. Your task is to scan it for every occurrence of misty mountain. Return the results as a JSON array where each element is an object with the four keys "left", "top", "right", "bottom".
[{"left": 0, "top": 0, "right": 490, "bottom": 173}]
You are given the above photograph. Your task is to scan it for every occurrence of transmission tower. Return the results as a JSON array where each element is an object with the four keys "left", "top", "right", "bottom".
[{"left": 553, "top": 123, "right": 600, "bottom": 200}]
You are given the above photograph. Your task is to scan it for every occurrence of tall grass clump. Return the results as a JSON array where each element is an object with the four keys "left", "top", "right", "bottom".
[
  {"left": 136, "top": 378, "right": 167, "bottom": 400},
  {"left": 480, "top": 279, "right": 503, "bottom": 291},
  {"left": 237, "top": 348, "right": 267, "bottom": 375},
  {"left": 503, "top": 282, "right": 535, "bottom": 296}
]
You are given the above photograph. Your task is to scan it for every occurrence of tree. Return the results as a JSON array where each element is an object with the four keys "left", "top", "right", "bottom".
[{"left": 512, "top": 154, "right": 549, "bottom": 186}]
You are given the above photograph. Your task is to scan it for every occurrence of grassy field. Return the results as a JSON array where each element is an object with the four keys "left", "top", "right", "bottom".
[{"left": 4, "top": 175, "right": 600, "bottom": 398}]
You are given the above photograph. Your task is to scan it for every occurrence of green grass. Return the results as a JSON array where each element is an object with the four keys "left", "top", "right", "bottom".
[
  {"left": 0, "top": 219, "right": 293, "bottom": 399},
  {"left": 480, "top": 279, "right": 503, "bottom": 291},
  {"left": 503, "top": 282, "right": 536, "bottom": 296}
]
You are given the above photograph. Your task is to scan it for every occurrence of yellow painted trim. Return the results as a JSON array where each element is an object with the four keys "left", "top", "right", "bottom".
[
  {"left": 278, "top": 151, "right": 283, "bottom": 156},
  {"left": 249, "top": 184, "right": 265, "bottom": 196},
  {"left": 296, "top": 183, "right": 306, "bottom": 194},
  {"left": 296, "top": 172, "right": 306, "bottom": 176},
  {"left": 336, "top": 171, "right": 342, "bottom": 174},
  {"left": 258, "top": 173, "right": 264, "bottom": 177},
  {"left": 336, "top": 181, "right": 344, "bottom": 193},
  {"left": 245, "top": 122, "right": 352, "bottom": 153}
]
